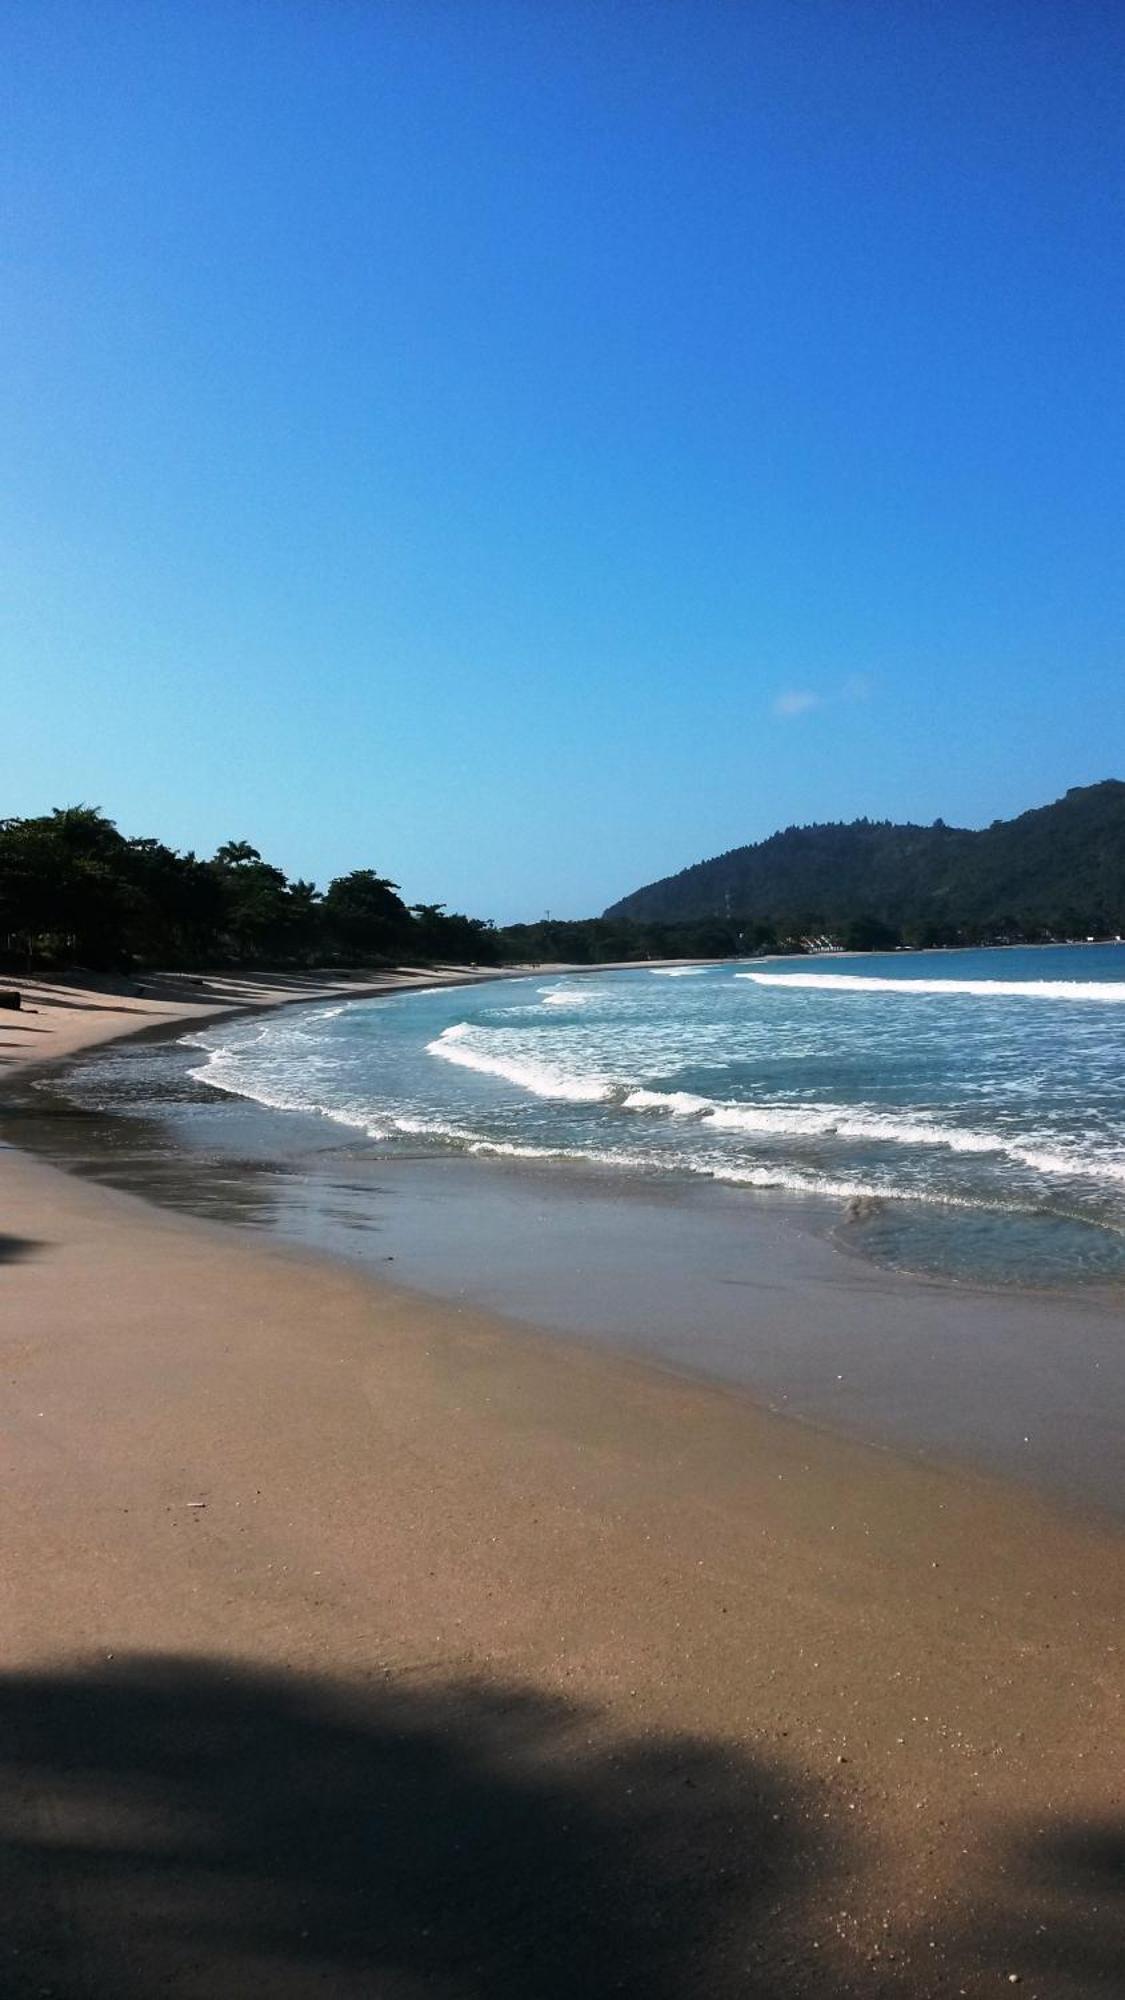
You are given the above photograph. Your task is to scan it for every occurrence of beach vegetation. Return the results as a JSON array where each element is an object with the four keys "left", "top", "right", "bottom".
[
  {"left": 0, "top": 807, "right": 504, "bottom": 973},
  {"left": 4, "top": 781, "right": 1124, "bottom": 975}
]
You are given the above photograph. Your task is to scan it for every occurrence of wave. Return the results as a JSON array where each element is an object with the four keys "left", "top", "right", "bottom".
[
  {"left": 539, "top": 985, "right": 599, "bottom": 1007},
  {"left": 175, "top": 1022, "right": 1125, "bottom": 1238},
  {"left": 188, "top": 1064, "right": 392, "bottom": 1140},
  {"left": 620, "top": 1086, "right": 1125, "bottom": 1187},
  {"left": 184, "top": 1041, "right": 923, "bottom": 1205},
  {"left": 183, "top": 1037, "right": 901, "bottom": 1200},
  {"left": 387, "top": 1112, "right": 476, "bottom": 1142},
  {"left": 622, "top": 1087, "right": 713, "bottom": 1115},
  {"left": 192, "top": 1019, "right": 1125, "bottom": 1193},
  {"left": 739, "top": 971, "right": 1125, "bottom": 1002},
  {"left": 649, "top": 966, "right": 709, "bottom": 977},
  {"left": 187, "top": 1041, "right": 483, "bottom": 1149},
  {"left": 426, "top": 1022, "right": 615, "bottom": 1103},
  {"left": 425, "top": 1029, "right": 1125, "bottom": 1187},
  {"left": 458, "top": 1135, "right": 996, "bottom": 1209}
]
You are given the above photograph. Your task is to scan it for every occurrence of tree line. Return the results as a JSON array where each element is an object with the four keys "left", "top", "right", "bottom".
[
  {"left": 7, "top": 801, "right": 1117, "bottom": 979},
  {"left": 0, "top": 807, "right": 502, "bottom": 971},
  {"left": 0, "top": 806, "right": 746, "bottom": 973}
]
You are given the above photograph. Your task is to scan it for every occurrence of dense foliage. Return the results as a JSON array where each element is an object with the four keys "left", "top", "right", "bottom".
[
  {"left": 604, "top": 782, "right": 1125, "bottom": 947},
  {"left": 6, "top": 784, "right": 1123, "bottom": 975},
  {"left": 0, "top": 808, "right": 502, "bottom": 971},
  {"left": 497, "top": 915, "right": 775, "bottom": 964}
]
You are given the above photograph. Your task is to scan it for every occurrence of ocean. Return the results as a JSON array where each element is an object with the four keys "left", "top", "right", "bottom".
[{"left": 166, "top": 942, "right": 1125, "bottom": 1290}]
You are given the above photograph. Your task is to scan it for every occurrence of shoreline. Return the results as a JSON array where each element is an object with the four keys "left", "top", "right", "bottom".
[
  {"left": 0, "top": 954, "right": 735, "bottom": 1082},
  {"left": 8, "top": 970, "right": 1124, "bottom": 1522},
  {"left": 2, "top": 968, "right": 1123, "bottom": 1993},
  {"left": 0, "top": 962, "right": 523, "bottom": 1078}
]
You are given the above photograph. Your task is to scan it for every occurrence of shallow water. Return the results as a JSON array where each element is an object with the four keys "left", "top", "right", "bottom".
[
  {"left": 155, "top": 943, "right": 1125, "bottom": 1288},
  {"left": 6, "top": 948, "right": 1125, "bottom": 1515}
]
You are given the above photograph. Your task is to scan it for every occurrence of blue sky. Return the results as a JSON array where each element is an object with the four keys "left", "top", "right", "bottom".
[{"left": 3, "top": 1, "right": 1123, "bottom": 921}]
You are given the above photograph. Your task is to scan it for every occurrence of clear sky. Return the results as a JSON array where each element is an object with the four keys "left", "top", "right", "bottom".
[{"left": 3, "top": 1, "right": 1123, "bottom": 921}]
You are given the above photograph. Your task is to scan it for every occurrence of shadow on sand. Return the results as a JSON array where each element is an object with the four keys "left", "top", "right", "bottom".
[
  {"left": 0, "top": 1655, "right": 845, "bottom": 1998},
  {"left": 0, "top": 1233, "right": 41, "bottom": 1265},
  {"left": 0, "top": 1658, "right": 1119, "bottom": 1997}
]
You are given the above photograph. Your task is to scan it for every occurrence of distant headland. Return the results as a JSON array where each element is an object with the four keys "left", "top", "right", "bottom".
[{"left": 601, "top": 781, "right": 1125, "bottom": 955}]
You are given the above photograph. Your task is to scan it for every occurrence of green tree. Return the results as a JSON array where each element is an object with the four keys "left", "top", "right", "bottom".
[
  {"left": 321, "top": 870, "right": 412, "bottom": 961},
  {"left": 0, "top": 806, "right": 132, "bottom": 966},
  {"left": 209, "top": 842, "right": 308, "bottom": 962}
]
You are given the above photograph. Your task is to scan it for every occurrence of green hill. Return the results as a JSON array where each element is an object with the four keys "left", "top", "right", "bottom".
[{"left": 603, "top": 782, "right": 1125, "bottom": 945}]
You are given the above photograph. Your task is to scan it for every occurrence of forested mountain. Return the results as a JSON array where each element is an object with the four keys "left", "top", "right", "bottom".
[{"left": 604, "top": 782, "right": 1125, "bottom": 945}]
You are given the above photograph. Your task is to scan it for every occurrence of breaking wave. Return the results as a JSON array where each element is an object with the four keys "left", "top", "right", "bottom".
[
  {"left": 620, "top": 1086, "right": 1125, "bottom": 1187},
  {"left": 427, "top": 1021, "right": 615, "bottom": 1103},
  {"left": 421, "top": 1032, "right": 1125, "bottom": 1191},
  {"left": 172, "top": 948, "right": 1125, "bottom": 1284},
  {"left": 539, "top": 985, "right": 600, "bottom": 1006},
  {"left": 740, "top": 971, "right": 1125, "bottom": 1002}
]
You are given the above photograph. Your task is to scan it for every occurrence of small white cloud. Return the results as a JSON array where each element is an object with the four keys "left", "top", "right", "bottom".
[
  {"left": 771, "top": 674, "right": 875, "bottom": 720},
  {"left": 773, "top": 689, "right": 823, "bottom": 718}
]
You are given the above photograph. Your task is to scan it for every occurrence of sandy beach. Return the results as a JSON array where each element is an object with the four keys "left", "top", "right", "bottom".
[
  {"left": 0, "top": 959, "right": 720, "bottom": 1072},
  {"left": 0, "top": 965, "right": 514, "bottom": 1073},
  {"left": 1, "top": 977, "right": 1122, "bottom": 1997}
]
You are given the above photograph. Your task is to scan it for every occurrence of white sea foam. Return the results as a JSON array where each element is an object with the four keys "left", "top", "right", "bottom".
[
  {"left": 704, "top": 1163, "right": 919, "bottom": 1200},
  {"left": 427, "top": 1022, "right": 615, "bottom": 1103},
  {"left": 388, "top": 1112, "right": 475, "bottom": 1142},
  {"left": 618, "top": 1085, "right": 1125, "bottom": 1187},
  {"left": 649, "top": 966, "right": 709, "bottom": 976},
  {"left": 539, "top": 985, "right": 598, "bottom": 1006},
  {"left": 186, "top": 1038, "right": 485, "bottom": 1148},
  {"left": 622, "top": 1088, "right": 714, "bottom": 1115},
  {"left": 464, "top": 1137, "right": 660, "bottom": 1170},
  {"left": 192, "top": 1012, "right": 1125, "bottom": 1192},
  {"left": 185, "top": 1050, "right": 1024, "bottom": 1211},
  {"left": 188, "top": 1061, "right": 394, "bottom": 1140},
  {"left": 739, "top": 971, "right": 1125, "bottom": 1002},
  {"left": 174, "top": 962, "right": 1125, "bottom": 1269},
  {"left": 458, "top": 1136, "right": 985, "bottom": 1209}
]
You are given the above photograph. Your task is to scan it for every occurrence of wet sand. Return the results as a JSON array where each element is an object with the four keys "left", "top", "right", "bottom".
[
  {"left": 8, "top": 1029, "right": 1124, "bottom": 1519},
  {"left": 1, "top": 981, "right": 1122, "bottom": 1995}
]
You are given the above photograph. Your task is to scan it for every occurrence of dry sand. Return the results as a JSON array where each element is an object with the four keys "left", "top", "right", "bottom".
[
  {"left": 0, "top": 976, "right": 1121, "bottom": 1996},
  {"left": 0, "top": 964, "right": 507, "bottom": 1074}
]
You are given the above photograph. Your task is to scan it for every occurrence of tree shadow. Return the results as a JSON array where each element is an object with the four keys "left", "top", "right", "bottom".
[
  {"left": 23, "top": 995, "right": 150, "bottom": 1013},
  {"left": 938, "top": 1816, "right": 1125, "bottom": 1997},
  {"left": 0, "top": 1655, "right": 846, "bottom": 1999},
  {"left": 0, "top": 1233, "right": 40, "bottom": 1264}
]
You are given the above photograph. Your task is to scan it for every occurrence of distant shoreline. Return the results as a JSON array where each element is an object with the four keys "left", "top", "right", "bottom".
[{"left": 0, "top": 956, "right": 729, "bottom": 1085}]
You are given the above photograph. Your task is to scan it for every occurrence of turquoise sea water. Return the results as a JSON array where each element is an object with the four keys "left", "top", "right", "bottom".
[{"left": 179, "top": 944, "right": 1125, "bottom": 1288}]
